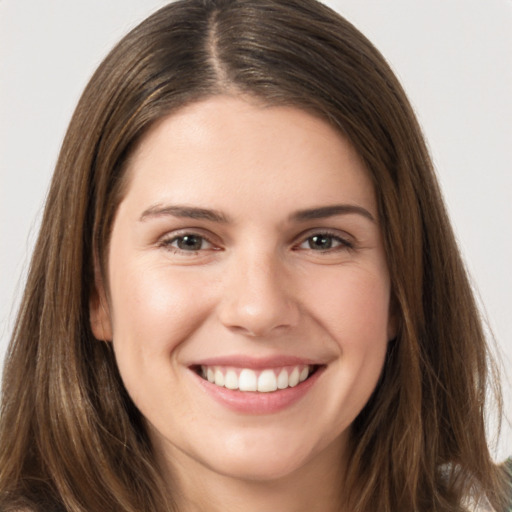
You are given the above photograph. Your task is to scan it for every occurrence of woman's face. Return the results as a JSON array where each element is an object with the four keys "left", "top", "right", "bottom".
[{"left": 92, "top": 96, "right": 394, "bottom": 484}]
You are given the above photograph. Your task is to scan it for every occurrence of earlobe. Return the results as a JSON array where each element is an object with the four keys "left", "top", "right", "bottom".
[{"left": 89, "top": 268, "right": 113, "bottom": 342}]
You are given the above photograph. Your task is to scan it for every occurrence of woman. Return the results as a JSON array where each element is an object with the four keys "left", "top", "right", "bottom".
[{"left": 0, "top": 0, "right": 509, "bottom": 510}]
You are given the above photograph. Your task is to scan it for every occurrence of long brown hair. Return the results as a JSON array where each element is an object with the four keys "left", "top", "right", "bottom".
[{"left": 0, "top": 0, "right": 508, "bottom": 510}]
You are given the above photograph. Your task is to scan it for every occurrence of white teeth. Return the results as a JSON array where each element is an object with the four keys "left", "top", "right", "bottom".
[
  {"left": 224, "top": 369, "right": 238, "bottom": 390},
  {"left": 239, "top": 369, "right": 257, "bottom": 391},
  {"left": 200, "top": 365, "right": 314, "bottom": 392},
  {"left": 214, "top": 368, "right": 225, "bottom": 387},
  {"left": 277, "top": 368, "right": 288, "bottom": 389},
  {"left": 257, "top": 369, "right": 277, "bottom": 393},
  {"left": 288, "top": 367, "right": 300, "bottom": 387}
]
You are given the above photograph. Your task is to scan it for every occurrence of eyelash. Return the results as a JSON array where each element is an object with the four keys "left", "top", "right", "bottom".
[{"left": 158, "top": 230, "right": 354, "bottom": 255}]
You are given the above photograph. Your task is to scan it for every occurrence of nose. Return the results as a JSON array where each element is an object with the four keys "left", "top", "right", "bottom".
[{"left": 217, "top": 249, "right": 300, "bottom": 337}]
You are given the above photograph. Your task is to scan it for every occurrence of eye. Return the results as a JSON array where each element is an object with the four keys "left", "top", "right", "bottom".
[
  {"left": 297, "top": 232, "right": 353, "bottom": 252},
  {"left": 161, "top": 233, "right": 214, "bottom": 253}
]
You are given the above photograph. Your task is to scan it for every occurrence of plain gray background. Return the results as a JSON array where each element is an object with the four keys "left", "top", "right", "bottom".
[{"left": 1, "top": 0, "right": 511, "bottom": 459}]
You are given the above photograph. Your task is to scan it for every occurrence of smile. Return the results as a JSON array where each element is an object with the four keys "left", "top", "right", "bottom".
[
  {"left": 190, "top": 357, "right": 325, "bottom": 414},
  {"left": 197, "top": 365, "right": 316, "bottom": 392}
]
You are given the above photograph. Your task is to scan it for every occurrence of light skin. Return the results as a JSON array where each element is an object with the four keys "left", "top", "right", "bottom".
[{"left": 91, "top": 95, "right": 395, "bottom": 512}]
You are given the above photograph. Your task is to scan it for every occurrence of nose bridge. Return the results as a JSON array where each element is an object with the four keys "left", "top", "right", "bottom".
[{"left": 218, "top": 243, "right": 298, "bottom": 336}]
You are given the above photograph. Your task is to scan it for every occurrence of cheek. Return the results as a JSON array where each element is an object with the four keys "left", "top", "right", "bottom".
[
  {"left": 107, "top": 264, "right": 220, "bottom": 420},
  {"left": 108, "top": 263, "right": 216, "bottom": 375},
  {"left": 319, "top": 269, "right": 390, "bottom": 416},
  {"left": 307, "top": 265, "right": 390, "bottom": 405},
  {"left": 310, "top": 266, "right": 392, "bottom": 348}
]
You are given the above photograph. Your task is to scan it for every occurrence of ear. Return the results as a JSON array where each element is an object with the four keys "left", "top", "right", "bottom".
[{"left": 89, "top": 263, "right": 113, "bottom": 341}]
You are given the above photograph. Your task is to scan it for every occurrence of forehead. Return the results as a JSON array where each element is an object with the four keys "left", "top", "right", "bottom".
[{"left": 120, "top": 95, "right": 376, "bottom": 220}]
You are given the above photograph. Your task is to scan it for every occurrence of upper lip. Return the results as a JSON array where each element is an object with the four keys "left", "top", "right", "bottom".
[{"left": 188, "top": 355, "right": 325, "bottom": 370}]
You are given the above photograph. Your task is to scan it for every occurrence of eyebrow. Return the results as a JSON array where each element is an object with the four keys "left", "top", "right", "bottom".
[
  {"left": 139, "top": 203, "right": 375, "bottom": 224},
  {"left": 290, "top": 204, "right": 375, "bottom": 223},
  {"left": 139, "top": 205, "right": 230, "bottom": 223}
]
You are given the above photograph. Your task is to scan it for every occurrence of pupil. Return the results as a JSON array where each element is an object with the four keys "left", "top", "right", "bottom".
[
  {"left": 310, "top": 235, "right": 332, "bottom": 250},
  {"left": 178, "top": 235, "right": 202, "bottom": 250}
]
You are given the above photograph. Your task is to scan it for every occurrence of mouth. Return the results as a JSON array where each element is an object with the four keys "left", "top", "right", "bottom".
[
  {"left": 191, "top": 364, "right": 321, "bottom": 393},
  {"left": 189, "top": 359, "right": 326, "bottom": 414}
]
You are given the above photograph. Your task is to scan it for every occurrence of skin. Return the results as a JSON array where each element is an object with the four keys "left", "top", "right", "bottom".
[{"left": 91, "top": 95, "right": 395, "bottom": 512}]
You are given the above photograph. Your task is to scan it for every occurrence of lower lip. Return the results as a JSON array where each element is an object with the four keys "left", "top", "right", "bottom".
[{"left": 192, "top": 367, "right": 325, "bottom": 414}]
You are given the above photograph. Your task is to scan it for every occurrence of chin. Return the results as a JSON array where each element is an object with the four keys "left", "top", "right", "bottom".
[
  {"left": 194, "top": 426, "right": 340, "bottom": 483},
  {"left": 206, "top": 451, "right": 311, "bottom": 483}
]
